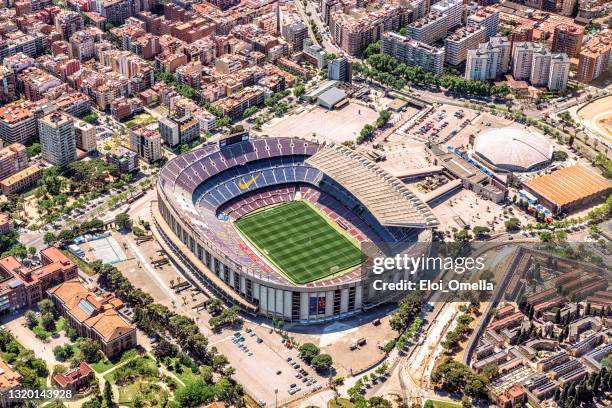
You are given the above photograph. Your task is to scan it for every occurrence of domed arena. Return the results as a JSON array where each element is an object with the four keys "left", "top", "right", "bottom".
[
  {"left": 473, "top": 128, "right": 553, "bottom": 172},
  {"left": 153, "top": 134, "right": 438, "bottom": 323}
]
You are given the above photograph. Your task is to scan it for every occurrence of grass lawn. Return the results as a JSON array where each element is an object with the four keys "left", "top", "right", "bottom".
[
  {"left": 174, "top": 365, "right": 200, "bottom": 386},
  {"left": 234, "top": 201, "right": 365, "bottom": 284},
  {"left": 93, "top": 359, "right": 115, "bottom": 374},
  {"left": 328, "top": 398, "right": 355, "bottom": 408},
  {"left": 123, "top": 113, "right": 157, "bottom": 129},
  {"left": 427, "top": 400, "right": 462, "bottom": 408},
  {"left": 61, "top": 250, "right": 96, "bottom": 275}
]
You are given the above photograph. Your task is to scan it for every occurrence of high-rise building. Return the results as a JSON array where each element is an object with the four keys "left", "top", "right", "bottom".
[
  {"left": 552, "top": 24, "right": 584, "bottom": 58},
  {"left": 281, "top": 20, "right": 308, "bottom": 51},
  {"left": 548, "top": 53, "right": 570, "bottom": 91},
  {"left": 431, "top": 0, "right": 463, "bottom": 30},
  {"left": 54, "top": 11, "right": 84, "bottom": 41},
  {"left": 467, "top": 6, "right": 499, "bottom": 41},
  {"left": 512, "top": 42, "right": 569, "bottom": 90},
  {"left": 382, "top": 32, "right": 445, "bottom": 75},
  {"left": 0, "top": 143, "right": 28, "bottom": 181},
  {"left": 530, "top": 47, "right": 552, "bottom": 87},
  {"left": 444, "top": 25, "right": 486, "bottom": 65},
  {"left": 406, "top": 0, "right": 430, "bottom": 22},
  {"left": 128, "top": 126, "right": 162, "bottom": 163},
  {"left": 38, "top": 112, "right": 76, "bottom": 168},
  {"left": 512, "top": 41, "right": 537, "bottom": 80},
  {"left": 561, "top": 0, "right": 577, "bottom": 16},
  {"left": 158, "top": 115, "right": 200, "bottom": 148},
  {"left": 329, "top": 5, "right": 410, "bottom": 56},
  {"left": 74, "top": 120, "right": 97, "bottom": 152},
  {"left": 465, "top": 36, "right": 511, "bottom": 80},
  {"left": 328, "top": 57, "right": 352, "bottom": 82},
  {"left": 576, "top": 31, "right": 611, "bottom": 83},
  {"left": 407, "top": 11, "right": 450, "bottom": 45}
]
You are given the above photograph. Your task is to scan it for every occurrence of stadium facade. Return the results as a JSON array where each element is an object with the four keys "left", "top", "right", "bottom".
[{"left": 154, "top": 135, "right": 438, "bottom": 323}]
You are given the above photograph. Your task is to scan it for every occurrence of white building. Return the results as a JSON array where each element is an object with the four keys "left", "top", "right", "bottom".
[
  {"left": 382, "top": 32, "right": 445, "bottom": 75},
  {"left": 467, "top": 6, "right": 499, "bottom": 41},
  {"left": 444, "top": 25, "right": 486, "bottom": 66},
  {"left": 512, "top": 42, "right": 569, "bottom": 90},
  {"left": 465, "top": 36, "right": 511, "bottom": 80},
  {"left": 407, "top": 11, "right": 450, "bottom": 45},
  {"left": 530, "top": 47, "right": 552, "bottom": 87},
  {"left": 74, "top": 119, "right": 96, "bottom": 152},
  {"left": 512, "top": 41, "right": 536, "bottom": 80},
  {"left": 39, "top": 112, "right": 76, "bottom": 168},
  {"left": 548, "top": 53, "right": 570, "bottom": 91},
  {"left": 431, "top": 0, "right": 464, "bottom": 30}
]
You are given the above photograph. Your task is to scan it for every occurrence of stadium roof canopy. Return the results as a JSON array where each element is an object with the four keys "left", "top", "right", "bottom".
[{"left": 306, "top": 145, "right": 439, "bottom": 228}]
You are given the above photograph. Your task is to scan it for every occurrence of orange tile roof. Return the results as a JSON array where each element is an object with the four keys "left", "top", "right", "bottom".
[
  {"left": 524, "top": 165, "right": 612, "bottom": 207},
  {"left": 0, "top": 357, "right": 22, "bottom": 388}
]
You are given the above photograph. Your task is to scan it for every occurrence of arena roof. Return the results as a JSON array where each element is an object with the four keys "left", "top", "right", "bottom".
[
  {"left": 306, "top": 144, "right": 439, "bottom": 228},
  {"left": 474, "top": 128, "right": 553, "bottom": 172},
  {"left": 524, "top": 165, "right": 612, "bottom": 207}
]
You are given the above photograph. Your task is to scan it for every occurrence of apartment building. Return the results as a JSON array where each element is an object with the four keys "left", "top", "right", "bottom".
[
  {"left": 0, "top": 101, "right": 39, "bottom": 145},
  {"left": 74, "top": 120, "right": 97, "bottom": 153},
  {"left": 466, "top": 6, "right": 499, "bottom": 41},
  {"left": 158, "top": 114, "right": 200, "bottom": 148},
  {"left": 0, "top": 144, "right": 28, "bottom": 182},
  {"left": 39, "top": 112, "right": 76, "bottom": 168},
  {"left": 431, "top": 0, "right": 464, "bottom": 30},
  {"left": 552, "top": 24, "right": 584, "bottom": 58},
  {"left": 382, "top": 32, "right": 445, "bottom": 75},
  {"left": 0, "top": 164, "right": 42, "bottom": 195},
  {"left": 548, "top": 53, "right": 570, "bottom": 91},
  {"left": 55, "top": 11, "right": 84, "bottom": 41},
  {"left": 213, "top": 87, "right": 265, "bottom": 120},
  {"left": 407, "top": 11, "right": 450, "bottom": 45},
  {"left": 281, "top": 17, "right": 308, "bottom": 51},
  {"left": 0, "top": 247, "right": 78, "bottom": 310},
  {"left": 18, "top": 67, "right": 62, "bottom": 102},
  {"left": 329, "top": 5, "right": 409, "bottom": 56},
  {"left": 106, "top": 146, "right": 139, "bottom": 174},
  {"left": 328, "top": 57, "right": 352, "bottom": 82},
  {"left": 465, "top": 36, "right": 511, "bottom": 80},
  {"left": 577, "top": 31, "right": 611, "bottom": 83},
  {"left": 47, "top": 280, "right": 137, "bottom": 358},
  {"left": 444, "top": 25, "right": 486, "bottom": 66},
  {"left": 128, "top": 126, "right": 162, "bottom": 163}
]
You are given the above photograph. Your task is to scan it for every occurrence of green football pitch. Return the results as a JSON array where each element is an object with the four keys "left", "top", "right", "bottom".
[{"left": 234, "top": 201, "right": 365, "bottom": 284}]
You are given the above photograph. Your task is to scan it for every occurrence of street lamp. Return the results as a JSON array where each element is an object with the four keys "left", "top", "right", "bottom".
[{"left": 274, "top": 388, "right": 278, "bottom": 408}]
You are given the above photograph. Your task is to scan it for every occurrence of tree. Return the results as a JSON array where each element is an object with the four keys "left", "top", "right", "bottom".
[
  {"left": 293, "top": 83, "right": 305, "bottom": 98},
  {"left": 423, "top": 401, "right": 434, "bottom": 408},
  {"left": 114, "top": 213, "right": 132, "bottom": 231},
  {"left": 40, "top": 313, "right": 55, "bottom": 332},
  {"left": 103, "top": 380, "right": 113, "bottom": 408},
  {"left": 311, "top": 353, "right": 333, "bottom": 372},
  {"left": 472, "top": 226, "right": 490, "bottom": 238},
  {"left": 461, "top": 396, "right": 472, "bottom": 408},
  {"left": 77, "top": 338, "right": 102, "bottom": 363},
  {"left": 25, "top": 311, "right": 38, "bottom": 329},
  {"left": 298, "top": 343, "right": 320, "bottom": 363},
  {"left": 38, "top": 299, "right": 55, "bottom": 316},
  {"left": 504, "top": 217, "right": 521, "bottom": 232},
  {"left": 553, "top": 150, "right": 569, "bottom": 161},
  {"left": 43, "top": 232, "right": 57, "bottom": 245}
]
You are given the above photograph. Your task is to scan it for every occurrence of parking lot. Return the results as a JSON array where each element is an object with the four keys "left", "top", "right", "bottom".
[
  {"left": 114, "top": 226, "right": 325, "bottom": 405},
  {"left": 262, "top": 102, "right": 378, "bottom": 143}
]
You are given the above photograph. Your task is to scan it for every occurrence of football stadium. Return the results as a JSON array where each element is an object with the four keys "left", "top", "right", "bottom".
[{"left": 154, "top": 135, "right": 438, "bottom": 323}]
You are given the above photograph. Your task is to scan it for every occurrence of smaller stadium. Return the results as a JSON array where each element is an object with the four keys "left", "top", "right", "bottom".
[
  {"left": 154, "top": 134, "right": 438, "bottom": 323},
  {"left": 473, "top": 128, "right": 553, "bottom": 172}
]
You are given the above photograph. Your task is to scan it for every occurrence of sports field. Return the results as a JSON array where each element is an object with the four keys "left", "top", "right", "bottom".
[{"left": 234, "top": 201, "right": 365, "bottom": 284}]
